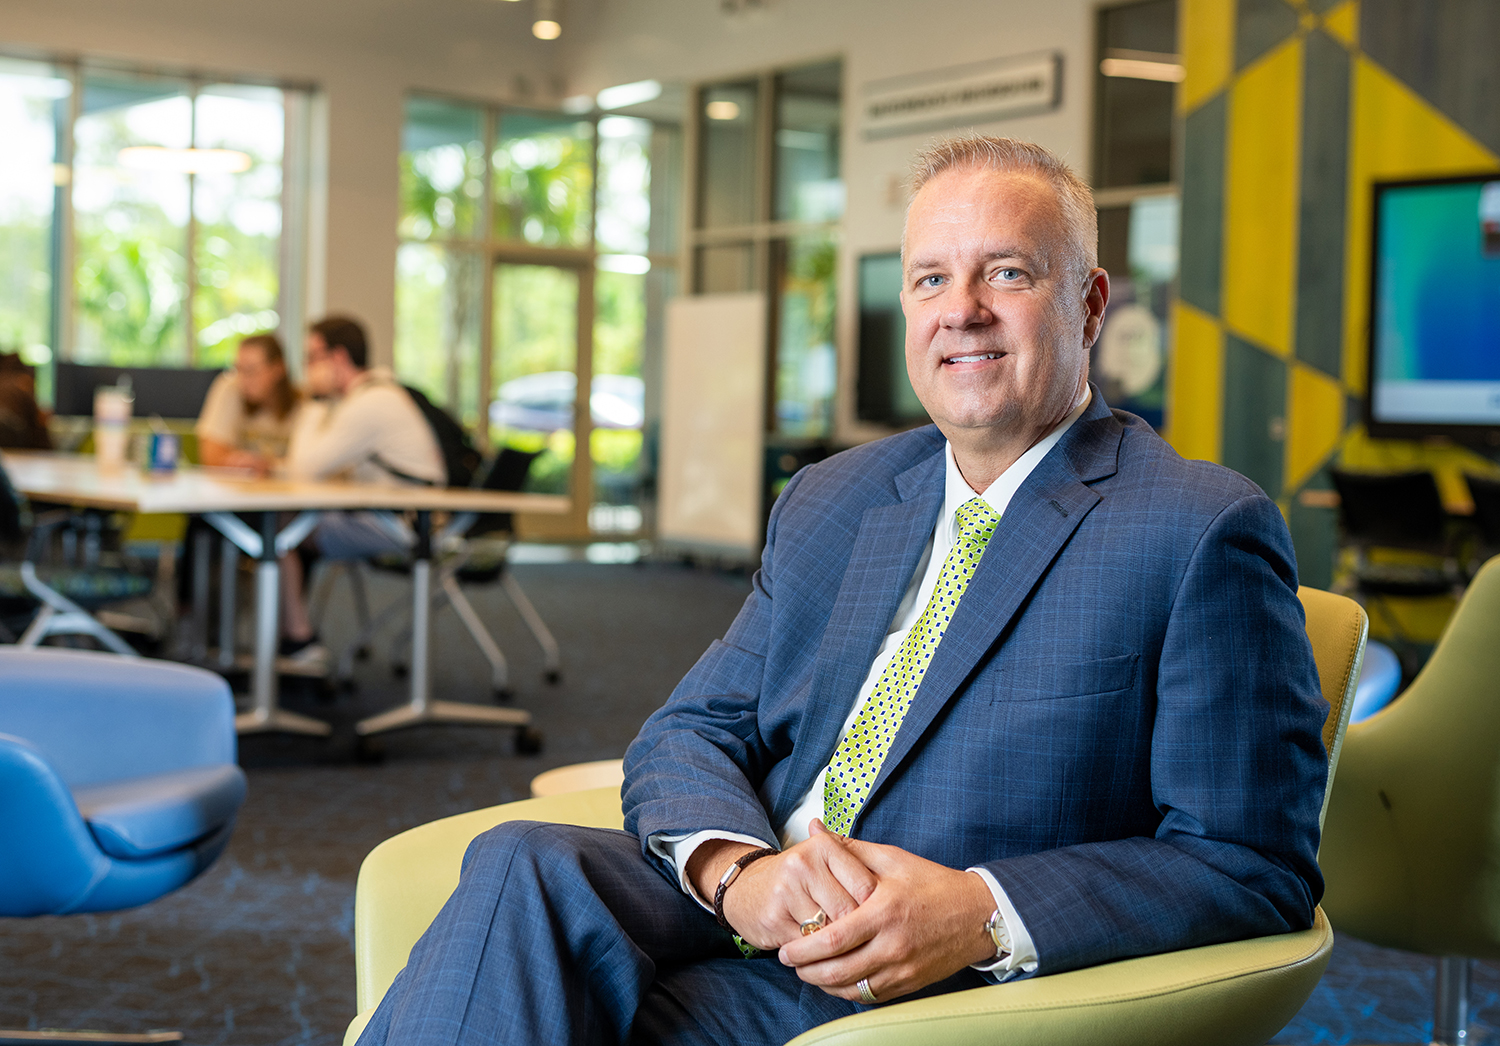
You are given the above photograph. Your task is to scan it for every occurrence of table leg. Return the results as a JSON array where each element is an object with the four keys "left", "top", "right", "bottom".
[
  {"left": 218, "top": 534, "right": 237, "bottom": 670},
  {"left": 191, "top": 527, "right": 211, "bottom": 662},
  {"left": 356, "top": 510, "right": 531, "bottom": 738},
  {"left": 207, "top": 510, "right": 330, "bottom": 738}
]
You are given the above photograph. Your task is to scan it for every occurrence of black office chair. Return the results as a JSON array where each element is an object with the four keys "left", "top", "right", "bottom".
[
  {"left": 0, "top": 460, "right": 154, "bottom": 652},
  {"left": 329, "top": 448, "right": 562, "bottom": 699},
  {"left": 1329, "top": 468, "right": 1463, "bottom": 671}
]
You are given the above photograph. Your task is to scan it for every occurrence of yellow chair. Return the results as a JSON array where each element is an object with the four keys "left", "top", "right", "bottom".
[
  {"left": 1317, "top": 557, "right": 1500, "bottom": 1045},
  {"left": 529, "top": 758, "right": 625, "bottom": 797},
  {"left": 344, "top": 587, "right": 1366, "bottom": 1046}
]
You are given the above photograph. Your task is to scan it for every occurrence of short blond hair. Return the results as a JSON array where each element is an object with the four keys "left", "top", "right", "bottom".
[{"left": 905, "top": 134, "right": 1098, "bottom": 277}]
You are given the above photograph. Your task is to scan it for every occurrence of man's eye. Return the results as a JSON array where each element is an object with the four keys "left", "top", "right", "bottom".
[
  {"left": 917, "top": 274, "right": 944, "bottom": 289},
  {"left": 995, "top": 268, "right": 1023, "bottom": 282}
]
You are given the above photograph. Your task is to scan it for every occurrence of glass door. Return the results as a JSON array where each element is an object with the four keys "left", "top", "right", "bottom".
[{"left": 489, "top": 260, "right": 590, "bottom": 536}]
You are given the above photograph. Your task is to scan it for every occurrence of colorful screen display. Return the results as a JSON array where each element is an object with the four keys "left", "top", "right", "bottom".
[{"left": 1369, "top": 175, "right": 1500, "bottom": 432}]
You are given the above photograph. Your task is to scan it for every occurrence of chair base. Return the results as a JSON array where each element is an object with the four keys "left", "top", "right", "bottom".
[
  {"left": 235, "top": 705, "right": 333, "bottom": 737},
  {"left": 0, "top": 1031, "right": 182, "bottom": 1044}
]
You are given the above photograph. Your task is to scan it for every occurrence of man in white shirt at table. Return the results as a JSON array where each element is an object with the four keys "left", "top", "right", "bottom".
[{"left": 279, "top": 316, "right": 444, "bottom": 665}]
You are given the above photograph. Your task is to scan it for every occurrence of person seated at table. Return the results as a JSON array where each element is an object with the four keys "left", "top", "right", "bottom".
[
  {"left": 279, "top": 316, "right": 444, "bottom": 665},
  {"left": 0, "top": 352, "right": 51, "bottom": 450},
  {"left": 196, "top": 333, "right": 301, "bottom": 475}
]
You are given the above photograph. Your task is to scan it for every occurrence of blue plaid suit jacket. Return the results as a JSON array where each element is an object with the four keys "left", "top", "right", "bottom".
[{"left": 623, "top": 390, "right": 1327, "bottom": 975}]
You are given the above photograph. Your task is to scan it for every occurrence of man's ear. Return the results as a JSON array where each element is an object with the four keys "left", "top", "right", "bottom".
[{"left": 1081, "top": 268, "right": 1110, "bottom": 347}]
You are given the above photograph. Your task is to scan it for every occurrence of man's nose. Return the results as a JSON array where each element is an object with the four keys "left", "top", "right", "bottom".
[{"left": 941, "top": 281, "right": 994, "bottom": 330}]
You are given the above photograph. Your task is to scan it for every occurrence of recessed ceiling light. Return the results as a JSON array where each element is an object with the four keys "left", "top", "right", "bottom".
[
  {"left": 597, "top": 80, "right": 662, "bottom": 111},
  {"left": 533, "top": 18, "right": 561, "bottom": 38},
  {"left": 705, "top": 100, "right": 740, "bottom": 121}
]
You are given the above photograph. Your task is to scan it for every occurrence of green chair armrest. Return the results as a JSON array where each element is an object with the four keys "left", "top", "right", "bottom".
[
  {"left": 347, "top": 786, "right": 1330, "bottom": 1046},
  {"left": 784, "top": 908, "right": 1331, "bottom": 1046}
]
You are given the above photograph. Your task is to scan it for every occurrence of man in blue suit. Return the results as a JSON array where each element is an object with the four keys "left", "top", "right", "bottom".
[{"left": 358, "top": 135, "right": 1327, "bottom": 1046}]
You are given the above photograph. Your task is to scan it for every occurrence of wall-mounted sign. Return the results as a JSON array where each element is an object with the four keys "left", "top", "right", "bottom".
[{"left": 861, "top": 52, "right": 1061, "bottom": 139}]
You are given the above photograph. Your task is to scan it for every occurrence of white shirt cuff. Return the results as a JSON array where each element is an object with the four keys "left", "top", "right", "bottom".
[
  {"left": 648, "top": 830, "right": 777, "bottom": 912},
  {"left": 966, "top": 867, "right": 1040, "bottom": 979}
]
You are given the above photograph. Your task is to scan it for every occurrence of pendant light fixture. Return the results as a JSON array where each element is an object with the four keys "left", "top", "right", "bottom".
[{"left": 533, "top": 0, "right": 561, "bottom": 39}]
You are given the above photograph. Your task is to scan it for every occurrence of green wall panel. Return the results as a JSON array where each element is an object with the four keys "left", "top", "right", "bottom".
[
  {"left": 1222, "top": 334, "right": 1287, "bottom": 496},
  {"left": 1180, "top": 92, "right": 1227, "bottom": 317},
  {"left": 1235, "top": 0, "right": 1301, "bottom": 72},
  {"left": 1294, "top": 30, "right": 1351, "bottom": 379}
]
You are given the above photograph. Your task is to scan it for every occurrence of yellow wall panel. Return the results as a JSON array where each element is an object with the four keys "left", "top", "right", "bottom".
[
  {"left": 1321, "top": 0, "right": 1358, "bottom": 49},
  {"left": 1285, "top": 363, "right": 1345, "bottom": 491},
  {"left": 1223, "top": 38, "right": 1303, "bottom": 359},
  {"left": 1341, "top": 56, "right": 1498, "bottom": 395},
  {"left": 1179, "top": 0, "right": 1235, "bottom": 115},
  {"left": 1166, "top": 301, "right": 1224, "bottom": 462}
]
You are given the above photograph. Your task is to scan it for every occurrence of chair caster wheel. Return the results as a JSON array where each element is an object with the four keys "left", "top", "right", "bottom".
[
  {"left": 544, "top": 670, "right": 561, "bottom": 685},
  {"left": 493, "top": 688, "right": 512, "bottom": 704},
  {"left": 355, "top": 735, "right": 386, "bottom": 764},
  {"left": 515, "top": 725, "right": 544, "bottom": 755},
  {"left": 356, "top": 646, "right": 371, "bottom": 661},
  {"left": 338, "top": 676, "right": 357, "bottom": 693},
  {"left": 392, "top": 663, "right": 408, "bottom": 679}
]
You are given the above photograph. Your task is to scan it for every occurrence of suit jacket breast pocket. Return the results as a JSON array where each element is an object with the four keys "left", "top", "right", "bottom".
[{"left": 990, "top": 651, "right": 1140, "bottom": 703}]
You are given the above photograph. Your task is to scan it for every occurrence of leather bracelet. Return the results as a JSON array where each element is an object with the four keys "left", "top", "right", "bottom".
[{"left": 712, "top": 846, "right": 780, "bottom": 933}]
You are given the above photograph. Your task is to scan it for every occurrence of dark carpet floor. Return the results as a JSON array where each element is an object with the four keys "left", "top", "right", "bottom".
[{"left": 1, "top": 558, "right": 1493, "bottom": 1045}]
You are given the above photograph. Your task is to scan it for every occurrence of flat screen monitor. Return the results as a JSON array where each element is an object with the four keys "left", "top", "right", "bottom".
[
  {"left": 855, "top": 251, "right": 928, "bottom": 427},
  {"left": 52, "top": 362, "right": 222, "bottom": 419},
  {"left": 1367, "top": 172, "right": 1500, "bottom": 446}
]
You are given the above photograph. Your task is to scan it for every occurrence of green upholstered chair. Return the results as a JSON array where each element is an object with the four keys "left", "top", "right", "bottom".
[
  {"left": 1317, "top": 556, "right": 1500, "bottom": 1045},
  {"left": 343, "top": 587, "right": 1366, "bottom": 1046}
]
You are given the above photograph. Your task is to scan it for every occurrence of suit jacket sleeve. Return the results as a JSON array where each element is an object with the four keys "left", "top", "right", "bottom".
[
  {"left": 980, "top": 492, "right": 1329, "bottom": 974},
  {"left": 621, "top": 468, "right": 810, "bottom": 875}
]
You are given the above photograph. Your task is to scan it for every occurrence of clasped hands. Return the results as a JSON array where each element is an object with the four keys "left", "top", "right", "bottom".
[{"left": 687, "top": 821, "right": 998, "bottom": 1005}]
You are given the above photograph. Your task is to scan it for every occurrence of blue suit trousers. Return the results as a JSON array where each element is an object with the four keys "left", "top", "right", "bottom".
[{"left": 355, "top": 821, "right": 932, "bottom": 1045}]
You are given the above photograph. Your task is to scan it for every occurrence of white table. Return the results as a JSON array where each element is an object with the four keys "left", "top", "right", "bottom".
[{"left": 5, "top": 451, "right": 569, "bottom": 741}]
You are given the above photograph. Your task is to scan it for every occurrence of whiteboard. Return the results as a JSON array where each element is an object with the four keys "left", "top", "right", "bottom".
[{"left": 659, "top": 293, "right": 767, "bottom": 554}]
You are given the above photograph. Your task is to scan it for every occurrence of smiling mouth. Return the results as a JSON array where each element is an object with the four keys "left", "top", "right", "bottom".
[{"left": 943, "top": 352, "right": 1004, "bottom": 364}]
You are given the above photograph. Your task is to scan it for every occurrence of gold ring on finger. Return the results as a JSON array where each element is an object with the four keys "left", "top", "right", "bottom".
[{"left": 799, "top": 908, "right": 828, "bottom": 935}]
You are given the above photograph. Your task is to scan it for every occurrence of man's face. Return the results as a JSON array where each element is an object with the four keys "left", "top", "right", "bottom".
[
  {"left": 901, "top": 167, "right": 1101, "bottom": 447},
  {"left": 304, "top": 333, "right": 337, "bottom": 398}
]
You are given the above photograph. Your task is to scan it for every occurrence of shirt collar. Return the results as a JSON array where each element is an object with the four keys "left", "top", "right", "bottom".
[{"left": 942, "top": 388, "right": 1092, "bottom": 535}]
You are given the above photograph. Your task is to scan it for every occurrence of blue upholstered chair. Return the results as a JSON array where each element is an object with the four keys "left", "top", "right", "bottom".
[{"left": 0, "top": 647, "right": 246, "bottom": 1044}]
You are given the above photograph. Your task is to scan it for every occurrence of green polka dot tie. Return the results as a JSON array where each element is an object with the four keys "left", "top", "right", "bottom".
[{"left": 822, "top": 497, "right": 1001, "bottom": 836}]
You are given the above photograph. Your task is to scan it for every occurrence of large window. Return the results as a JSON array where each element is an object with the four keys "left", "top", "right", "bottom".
[
  {"left": 1092, "top": 0, "right": 1180, "bottom": 431},
  {"left": 396, "top": 92, "right": 681, "bottom": 539},
  {"left": 0, "top": 56, "right": 312, "bottom": 392},
  {"left": 689, "top": 60, "right": 843, "bottom": 443}
]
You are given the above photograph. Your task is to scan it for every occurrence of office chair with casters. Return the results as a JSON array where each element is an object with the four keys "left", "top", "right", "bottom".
[
  {"left": 0, "top": 647, "right": 247, "bottom": 1045},
  {"left": 0, "top": 459, "right": 153, "bottom": 654},
  {"left": 1329, "top": 468, "right": 1462, "bottom": 670},
  {"left": 341, "top": 586, "right": 1366, "bottom": 1046},
  {"left": 1317, "top": 556, "right": 1500, "bottom": 1046},
  {"left": 331, "top": 448, "right": 562, "bottom": 700}
]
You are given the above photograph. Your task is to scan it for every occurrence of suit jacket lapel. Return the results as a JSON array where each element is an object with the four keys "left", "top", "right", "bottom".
[
  {"left": 850, "top": 394, "right": 1125, "bottom": 833},
  {"left": 772, "top": 450, "right": 945, "bottom": 820}
]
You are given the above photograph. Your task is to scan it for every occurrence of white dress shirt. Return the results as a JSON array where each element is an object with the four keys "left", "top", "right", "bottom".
[{"left": 651, "top": 390, "right": 1093, "bottom": 978}]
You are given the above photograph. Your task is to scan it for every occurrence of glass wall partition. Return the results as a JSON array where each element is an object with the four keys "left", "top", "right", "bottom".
[
  {"left": 0, "top": 54, "right": 311, "bottom": 394},
  {"left": 396, "top": 93, "right": 681, "bottom": 539},
  {"left": 1091, "top": 0, "right": 1180, "bottom": 431},
  {"left": 0, "top": 57, "right": 68, "bottom": 400},
  {"left": 688, "top": 59, "right": 843, "bottom": 457}
]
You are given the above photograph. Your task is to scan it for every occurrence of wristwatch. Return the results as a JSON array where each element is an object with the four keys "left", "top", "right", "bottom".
[{"left": 984, "top": 908, "right": 1013, "bottom": 959}]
